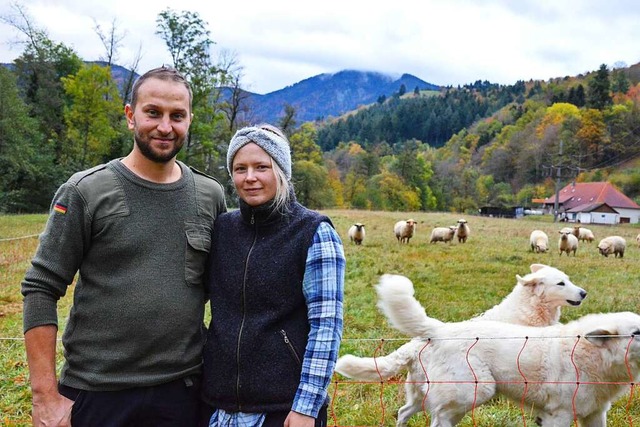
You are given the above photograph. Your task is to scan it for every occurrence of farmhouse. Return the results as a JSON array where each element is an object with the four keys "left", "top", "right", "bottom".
[{"left": 535, "top": 182, "right": 640, "bottom": 224}]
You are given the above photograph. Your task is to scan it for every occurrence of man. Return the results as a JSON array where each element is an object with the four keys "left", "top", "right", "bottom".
[{"left": 21, "top": 66, "right": 226, "bottom": 426}]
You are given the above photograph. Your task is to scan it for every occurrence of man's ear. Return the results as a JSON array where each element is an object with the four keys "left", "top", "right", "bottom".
[{"left": 124, "top": 104, "right": 135, "bottom": 129}]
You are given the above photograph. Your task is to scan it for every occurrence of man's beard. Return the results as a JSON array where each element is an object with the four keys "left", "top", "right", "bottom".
[{"left": 134, "top": 132, "right": 185, "bottom": 164}]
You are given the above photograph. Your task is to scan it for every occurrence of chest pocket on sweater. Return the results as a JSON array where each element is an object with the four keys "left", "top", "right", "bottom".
[{"left": 185, "top": 221, "right": 212, "bottom": 287}]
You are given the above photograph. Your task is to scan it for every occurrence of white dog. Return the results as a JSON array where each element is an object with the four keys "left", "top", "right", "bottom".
[
  {"left": 336, "top": 274, "right": 640, "bottom": 427},
  {"left": 338, "top": 264, "right": 587, "bottom": 425}
]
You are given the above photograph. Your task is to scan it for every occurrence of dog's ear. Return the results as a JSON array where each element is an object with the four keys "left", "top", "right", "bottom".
[
  {"left": 585, "top": 329, "right": 616, "bottom": 346},
  {"left": 529, "top": 264, "right": 548, "bottom": 273},
  {"left": 516, "top": 274, "right": 537, "bottom": 288}
]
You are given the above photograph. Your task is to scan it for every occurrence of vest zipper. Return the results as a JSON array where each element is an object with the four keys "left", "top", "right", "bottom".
[
  {"left": 279, "top": 329, "right": 302, "bottom": 366},
  {"left": 235, "top": 214, "right": 258, "bottom": 410}
]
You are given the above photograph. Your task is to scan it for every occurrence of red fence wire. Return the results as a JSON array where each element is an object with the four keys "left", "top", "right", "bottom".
[
  {"left": 1, "top": 335, "right": 637, "bottom": 426},
  {"left": 329, "top": 336, "right": 639, "bottom": 427}
]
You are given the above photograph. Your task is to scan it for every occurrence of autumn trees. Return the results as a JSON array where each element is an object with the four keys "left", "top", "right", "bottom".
[{"left": 1, "top": 4, "right": 639, "bottom": 213}]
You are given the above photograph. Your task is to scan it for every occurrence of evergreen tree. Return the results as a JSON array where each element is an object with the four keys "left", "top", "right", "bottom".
[
  {"left": 586, "top": 64, "right": 612, "bottom": 110},
  {"left": 567, "top": 85, "right": 586, "bottom": 107},
  {"left": 13, "top": 36, "right": 83, "bottom": 164},
  {"left": 611, "top": 69, "right": 630, "bottom": 94},
  {"left": 0, "top": 67, "right": 59, "bottom": 212}
]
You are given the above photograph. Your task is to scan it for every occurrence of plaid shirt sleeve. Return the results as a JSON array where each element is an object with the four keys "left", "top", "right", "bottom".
[{"left": 292, "top": 221, "right": 345, "bottom": 418}]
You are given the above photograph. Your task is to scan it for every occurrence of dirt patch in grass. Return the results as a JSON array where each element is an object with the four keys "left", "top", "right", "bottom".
[{"left": 0, "top": 301, "right": 22, "bottom": 317}]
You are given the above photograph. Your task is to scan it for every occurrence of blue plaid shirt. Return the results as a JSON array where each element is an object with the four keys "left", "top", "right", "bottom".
[{"left": 209, "top": 221, "right": 345, "bottom": 426}]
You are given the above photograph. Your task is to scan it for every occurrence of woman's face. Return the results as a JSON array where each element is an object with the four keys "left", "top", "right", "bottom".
[{"left": 232, "top": 143, "right": 278, "bottom": 207}]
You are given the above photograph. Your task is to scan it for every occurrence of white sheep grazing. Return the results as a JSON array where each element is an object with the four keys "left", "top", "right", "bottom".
[
  {"left": 529, "top": 230, "right": 549, "bottom": 253},
  {"left": 455, "top": 218, "right": 470, "bottom": 243},
  {"left": 572, "top": 226, "right": 595, "bottom": 243},
  {"left": 560, "top": 227, "right": 574, "bottom": 234},
  {"left": 597, "top": 236, "right": 626, "bottom": 258},
  {"left": 394, "top": 219, "right": 417, "bottom": 244},
  {"left": 430, "top": 226, "right": 456, "bottom": 244},
  {"left": 348, "top": 223, "right": 366, "bottom": 245},
  {"left": 636, "top": 233, "right": 640, "bottom": 248},
  {"left": 558, "top": 230, "right": 578, "bottom": 256}
]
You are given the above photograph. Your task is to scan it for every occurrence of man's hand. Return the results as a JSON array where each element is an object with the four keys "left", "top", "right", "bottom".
[
  {"left": 31, "top": 391, "right": 73, "bottom": 427},
  {"left": 25, "top": 325, "right": 73, "bottom": 426}
]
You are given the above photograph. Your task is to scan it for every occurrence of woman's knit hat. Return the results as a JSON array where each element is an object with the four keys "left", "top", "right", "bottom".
[{"left": 227, "top": 125, "right": 292, "bottom": 181}]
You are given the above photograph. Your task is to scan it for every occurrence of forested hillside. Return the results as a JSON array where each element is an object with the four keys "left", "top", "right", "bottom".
[
  {"left": 317, "top": 80, "right": 524, "bottom": 150},
  {"left": 1, "top": 6, "right": 639, "bottom": 214},
  {"left": 313, "top": 64, "right": 640, "bottom": 212}
]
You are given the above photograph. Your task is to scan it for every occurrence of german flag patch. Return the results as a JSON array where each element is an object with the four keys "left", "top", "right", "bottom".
[{"left": 53, "top": 202, "right": 67, "bottom": 214}]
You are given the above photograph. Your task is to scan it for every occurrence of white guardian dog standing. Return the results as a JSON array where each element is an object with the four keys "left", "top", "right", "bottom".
[
  {"left": 336, "top": 274, "right": 640, "bottom": 427},
  {"left": 338, "top": 264, "right": 587, "bottom": 425}
]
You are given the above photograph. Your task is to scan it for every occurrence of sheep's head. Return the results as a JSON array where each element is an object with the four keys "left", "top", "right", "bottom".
[
  {"left": 598, "top": 241, "right": 612, "bottom": 252},
  {"left": 536, "top": 242, "right": 549, "bottom": 252},
  {"left": 354, "top": 223, "right": 365, "bottom": 231}
]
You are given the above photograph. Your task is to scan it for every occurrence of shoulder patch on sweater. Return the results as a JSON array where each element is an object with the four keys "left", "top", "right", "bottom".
[
  {"left": 53, "top": 202, "right": 67, "bottom": 214},
  {"left": 189, "top": 165, "right": 223, "bottom": 185}
]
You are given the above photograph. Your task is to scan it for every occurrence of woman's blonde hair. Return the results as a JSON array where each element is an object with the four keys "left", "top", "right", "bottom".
[{"left": 270, "top": 158, "right": 292, "bottom": 213}]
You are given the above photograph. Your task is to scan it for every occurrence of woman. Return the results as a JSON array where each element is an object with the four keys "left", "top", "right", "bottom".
[{"left": 203, "top": 124, "right": 345, "bottom": 427}]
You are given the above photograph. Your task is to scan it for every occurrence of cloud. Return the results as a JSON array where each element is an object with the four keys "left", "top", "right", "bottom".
[{"left": 1, "top": 0, "right": 639, "bottom": 94}]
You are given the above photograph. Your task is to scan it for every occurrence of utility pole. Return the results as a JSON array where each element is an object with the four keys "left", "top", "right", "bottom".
[{"left": 553, "top": 139, "right": 563, "bottom": 223}]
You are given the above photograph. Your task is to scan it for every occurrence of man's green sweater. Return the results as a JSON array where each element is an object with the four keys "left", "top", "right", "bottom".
[{"left": 22, "top": 159, "right": 226, "bottom": 391}]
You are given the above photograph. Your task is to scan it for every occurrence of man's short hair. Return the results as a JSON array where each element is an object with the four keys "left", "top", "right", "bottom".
[{"left": 130, "top": 66, "right": 192, "bottom": 111}]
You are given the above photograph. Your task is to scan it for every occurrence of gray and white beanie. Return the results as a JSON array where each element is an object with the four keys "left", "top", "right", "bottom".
[{"left": 227, "top": 126, "right": 292, "bottom": 181}]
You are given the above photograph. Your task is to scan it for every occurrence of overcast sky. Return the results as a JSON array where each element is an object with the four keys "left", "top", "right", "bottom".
[{"left": 1, "top": 0, "right": 639, "bottom": 95}]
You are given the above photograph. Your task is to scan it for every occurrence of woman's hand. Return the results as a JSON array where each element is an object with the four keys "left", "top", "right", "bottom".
[{"left": 283, "top": 410, "right": 315, "bottom": 427}]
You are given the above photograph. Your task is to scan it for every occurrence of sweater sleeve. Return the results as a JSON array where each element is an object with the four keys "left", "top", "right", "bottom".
[
  {"left": 292, "top": 221, "right": 345, "bottom": 417},
  {"left": 21, "top": 182, "right": 91, "bottom": 333}
]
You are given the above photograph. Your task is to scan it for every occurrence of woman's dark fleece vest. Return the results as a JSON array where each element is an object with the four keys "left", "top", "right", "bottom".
[{"left": 203, "top": 197, "right": 330, "bottom": 413}]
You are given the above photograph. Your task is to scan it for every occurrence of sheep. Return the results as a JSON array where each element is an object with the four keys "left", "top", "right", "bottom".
[
  {"left": 597, "top": 236, "right": 626, "bottom": 258},
  {"left": 394, "top": 219, "right": 417, "bottom": 244},
  {"left": 455, "top": 218, "right": 470, "bottom": 243},
  {"left": 348, "top": 223, "right": 366, "bottom": 245},
  {"left": 560, "top": 227, "right": 574, "bottom": 234},
  {"left": 636, "top": 233, "right": 640, "bottom": 248},
  {"left": 529, "top": 230, "right": 549, "bottom": 253},
  {"left": 572, "top": 226, "right": 595, "bottom": 243},
  {"left": 558, "top": 230, "right": 578, "bottom": 256},
  {"left": 430, "top": 226, "right": 457, "bottom": 244}
]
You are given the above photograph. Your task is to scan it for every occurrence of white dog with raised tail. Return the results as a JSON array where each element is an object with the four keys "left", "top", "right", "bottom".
[
  {"left": 336, "top": 274, "right": 640, "bottom": 427},
  {"left": 338, "top": 264, "right": 587, "bottom": 425}
]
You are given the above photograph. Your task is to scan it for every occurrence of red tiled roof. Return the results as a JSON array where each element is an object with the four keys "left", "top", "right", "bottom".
[
  {"left": 565, "top": 202, "right": 618, "bottom": 213},
  {"left": 541, "top": 182, "right": 640, "bottom": 210}
]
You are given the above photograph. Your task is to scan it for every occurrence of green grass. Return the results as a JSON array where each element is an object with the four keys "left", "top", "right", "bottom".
[{"left": 2, "top": 211, "right": 640, "bottom": 426}]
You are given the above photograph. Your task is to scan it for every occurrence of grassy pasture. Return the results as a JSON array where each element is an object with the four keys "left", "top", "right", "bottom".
[{"left": 1, "top": 211, "right": 639, "bottom": 426}]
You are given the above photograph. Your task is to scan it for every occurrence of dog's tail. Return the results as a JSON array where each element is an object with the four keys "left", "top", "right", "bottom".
[
  {"left": 335, "top": 340, "right": 425, "bottom": 380},
  {"left": 376, "top": 274, "right": 444, "bottom": 338}
]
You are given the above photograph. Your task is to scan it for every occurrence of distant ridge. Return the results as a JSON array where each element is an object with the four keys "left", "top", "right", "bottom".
[
  {"left": 2, "top": 61, "right": 438, "bottom": 124},
  {"left": 232, "top": 70, "right": 439, "bottom": 124}
]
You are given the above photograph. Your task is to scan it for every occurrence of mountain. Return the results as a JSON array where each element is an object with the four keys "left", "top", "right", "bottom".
[
  {"left": 235, "top": 70, "right": 439, "bottom": 124},
  {"left": 3, "top": 61, "right": 437, "bottom": 124},
  {"left": 90, "top": 61, "right": 139, "bottom": 91}
]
